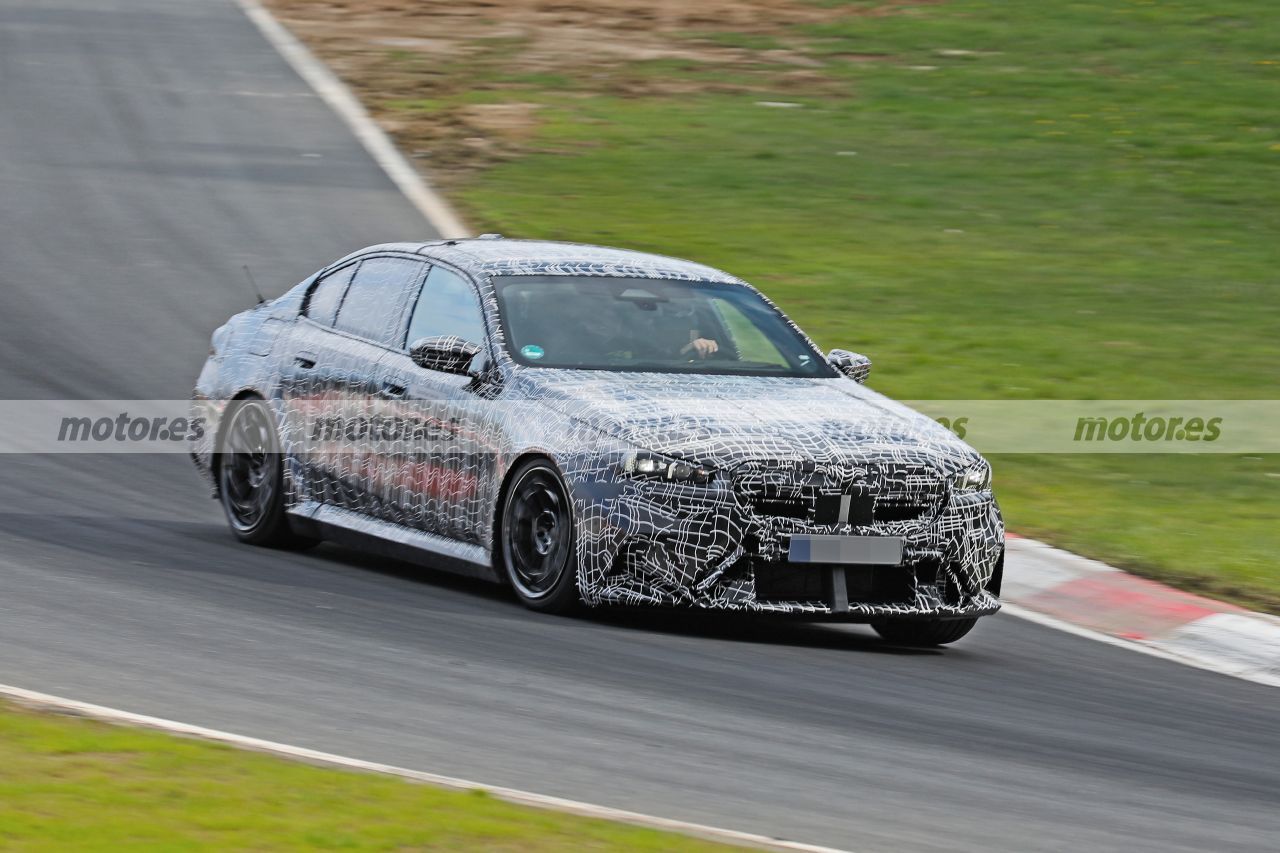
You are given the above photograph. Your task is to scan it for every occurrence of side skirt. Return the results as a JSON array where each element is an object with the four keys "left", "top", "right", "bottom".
[{"left": 287, "top": 502, "right": 499, "bottom": 583}]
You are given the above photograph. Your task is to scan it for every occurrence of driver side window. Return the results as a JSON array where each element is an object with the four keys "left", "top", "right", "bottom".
[{"left": 406, "top": 267, "right": 486, "bottom": 347}]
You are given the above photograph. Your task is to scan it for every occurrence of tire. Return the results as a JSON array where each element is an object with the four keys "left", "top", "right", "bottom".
[
  {"left": 872, "top": 617, "right": 978, "bottom": 647},
  {"left": 498, "top": 458, "right": 579, "bottom": 613},
  {"left": 217, "top": 396, "right": 317, "bottom": 550}
]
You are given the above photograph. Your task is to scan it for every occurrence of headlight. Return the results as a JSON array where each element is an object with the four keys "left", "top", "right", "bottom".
[
  {"left": 622, "top": 451, "right": 714, "bottom": 485},
  {"left": 951, "top": 461, "right": 992, "bottom": 491},
  {"left": 209, "top": 325, "right": 229, "bottom": 358}
]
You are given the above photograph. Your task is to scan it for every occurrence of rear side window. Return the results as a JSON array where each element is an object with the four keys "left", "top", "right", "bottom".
[
  {"left": 306, "top": 264, "right": 356, "bottom": 326},
  {"left": 405, "top": 266, "right": 487, "bottom": 347},
  {"left": 334, "top": 257, "right": 425, "bottom": 345}
]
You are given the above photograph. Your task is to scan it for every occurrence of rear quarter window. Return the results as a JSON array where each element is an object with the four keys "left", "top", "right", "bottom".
[{"left": 305, "top": 264, "right": 356, "bottom": 326}]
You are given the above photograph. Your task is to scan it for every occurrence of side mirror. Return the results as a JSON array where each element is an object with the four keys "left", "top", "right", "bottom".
[
  {"left": 410, "top": 336, "right": 482, "bottom": 376},
  {"left": 827, "top": 349, "right": 872, "bottom": 383}
]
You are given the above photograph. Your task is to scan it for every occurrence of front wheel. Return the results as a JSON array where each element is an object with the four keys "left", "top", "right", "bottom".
[
  {"left": 872, "top": 617, "right": 978, "bottom": 647},
  {"left": 499, "top": 459, "right": 579, "bottom": 613},
  {"left": 217, "top": 397, "right": 316, "bottom": 550}
]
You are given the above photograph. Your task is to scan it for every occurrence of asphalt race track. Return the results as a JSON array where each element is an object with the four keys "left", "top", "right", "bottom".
[{"left": 0, "top": 1, "right": 1276, "bottom": 850}]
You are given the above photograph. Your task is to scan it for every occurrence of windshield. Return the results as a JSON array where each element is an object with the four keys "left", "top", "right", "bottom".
[{"left": 492, "top": 276, "right": 835, "bottom": 377}]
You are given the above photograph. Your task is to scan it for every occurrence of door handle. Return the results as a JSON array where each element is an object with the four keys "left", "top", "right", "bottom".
[
  {"left": 378, "top": 382, "right": 407, "bottom": 399},
  {"left": 294, "top": 355, "right": 317, "bottom": 369}
]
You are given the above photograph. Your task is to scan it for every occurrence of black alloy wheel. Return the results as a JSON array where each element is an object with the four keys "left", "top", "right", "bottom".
[
  {"left": 217, "top": 396, "right": 315, "bottom": 549},
  {"left": 500, "top": 459, "right": 579, "bottom": 613}
]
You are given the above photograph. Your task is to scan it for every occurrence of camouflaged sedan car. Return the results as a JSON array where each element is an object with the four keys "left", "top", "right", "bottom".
[{"left": 192, "top": 237, "right": 1004, "bottom": 646}]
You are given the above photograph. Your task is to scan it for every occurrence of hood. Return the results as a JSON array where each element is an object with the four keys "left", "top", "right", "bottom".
[{"left": 518, "top": 371, "right": 982, "bottom": 473}]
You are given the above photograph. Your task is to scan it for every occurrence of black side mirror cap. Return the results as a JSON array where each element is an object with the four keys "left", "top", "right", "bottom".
[{"left": 410, "top": 336, "right": 482, "bottom": 376}]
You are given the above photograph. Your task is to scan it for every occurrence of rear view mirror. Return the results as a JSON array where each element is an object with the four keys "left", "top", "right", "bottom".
[
  {"left": 410, "top": 336, "right": 481, "bottom": 376},
  {"left": 827, "top": 349, "right": 871, "bottom": 383}
]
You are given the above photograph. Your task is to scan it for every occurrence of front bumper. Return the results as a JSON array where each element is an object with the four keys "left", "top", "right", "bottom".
[
  {"left": 188, "top": 393, "right": 226, "bottom": 494},
  {"left": 572, "top": 462, "right": 1004, "bottom": 620}
]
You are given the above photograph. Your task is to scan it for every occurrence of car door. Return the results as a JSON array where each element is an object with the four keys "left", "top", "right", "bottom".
[
  {"left": 374, "top": 264, "right": 500, "bottom": 541},
  {"left": 280, "top": 255, "right": 427, "bottom": 516}
]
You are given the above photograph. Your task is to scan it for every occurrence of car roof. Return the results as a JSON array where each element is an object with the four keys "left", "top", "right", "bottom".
[{"left": 336, "top": 237, "right": 744, "bottom": 284}]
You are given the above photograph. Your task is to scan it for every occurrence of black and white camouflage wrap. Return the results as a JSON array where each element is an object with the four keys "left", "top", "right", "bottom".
[{"left": 192, "top": 239, "right": 1004, "bottom": 620}]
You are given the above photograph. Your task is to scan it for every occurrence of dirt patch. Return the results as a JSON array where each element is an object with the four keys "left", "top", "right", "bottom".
[
  {"left": 457, "top": 103, "right": 543, "bottom": 140},
  {"left": 262, "top": 0, "right": 912, "bottom": 181}
]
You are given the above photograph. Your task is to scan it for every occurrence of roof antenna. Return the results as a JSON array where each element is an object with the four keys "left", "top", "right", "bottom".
[{"left": 241, "top": 265, "right": 266, "bottom": 305}]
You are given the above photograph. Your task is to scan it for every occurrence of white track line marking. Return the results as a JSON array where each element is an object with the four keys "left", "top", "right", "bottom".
[
  {"left": 0, "top": 684, "right": 849, "bottom": 853},
  {"left": 233, "top": 0, "right": 469, "bottom": 239}
]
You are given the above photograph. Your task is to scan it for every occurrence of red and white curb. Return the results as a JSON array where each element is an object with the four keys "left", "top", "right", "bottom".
[{"left": 1003, "top": 535, "right": 1280, "bottom": 687}]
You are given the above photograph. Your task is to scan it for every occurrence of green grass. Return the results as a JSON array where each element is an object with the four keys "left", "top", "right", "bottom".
[
  {"left": 389, "top": 0, "right": 1278, "bottom": 610},
  {"left": 0, "top": 702, "right": 735, "bottom": 851}
]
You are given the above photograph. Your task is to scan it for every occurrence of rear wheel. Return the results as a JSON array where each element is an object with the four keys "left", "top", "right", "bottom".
[
  {"left": 872, "top": 617, "right": 977, "bottom": 647},
  {"left": 217, "top": 397, "right": 316, "bottom": 549},
  {"left": 499, "top": 459, "right": 579, "bottom": 613}
]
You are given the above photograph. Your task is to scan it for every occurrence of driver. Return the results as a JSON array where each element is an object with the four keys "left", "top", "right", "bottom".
[
  {"left": 679, "top": 331, "right": 719, "bottom": 359},
  {"left": 570, "top": 306, "right": 721, "bottom": 358},
  {"left": 556, "top": 296, "right": 722, "bottom": 363}
]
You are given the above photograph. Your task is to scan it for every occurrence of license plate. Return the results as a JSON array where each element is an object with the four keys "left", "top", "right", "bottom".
[{"left": 787, "top": 534, "right": 903, "bottom": 565}]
